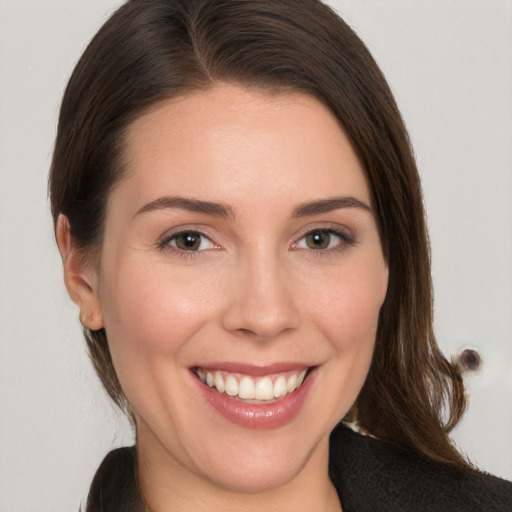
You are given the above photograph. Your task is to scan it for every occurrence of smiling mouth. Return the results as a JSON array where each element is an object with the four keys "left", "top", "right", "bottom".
[{"left": 193, "top": 367, "right": 311, "bottom": 403}]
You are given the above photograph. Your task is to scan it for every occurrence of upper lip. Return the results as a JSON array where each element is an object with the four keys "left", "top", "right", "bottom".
[{"left": 191, "top": 361, "right": 314, "bottom": 376}]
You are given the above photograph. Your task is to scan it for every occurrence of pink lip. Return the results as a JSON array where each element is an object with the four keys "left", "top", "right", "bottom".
[
  {"left": 194, "top": 361, "right": 311, "bottom": 376},
  {"left": 192, "top": 365, "right": 316, "bottom": 430}
]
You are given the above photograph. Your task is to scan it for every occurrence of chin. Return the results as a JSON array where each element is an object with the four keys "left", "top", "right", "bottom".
[
  {"left": 196, "top": 445, "right": 315, "bottom": 494},
  {"left": 182, "top": 418, "right": 330, "bottom": 496}
]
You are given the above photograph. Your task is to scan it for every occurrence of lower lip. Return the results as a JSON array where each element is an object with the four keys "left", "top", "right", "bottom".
[{"left": 194, "top": 369, "right": 316, "bottom": 429}]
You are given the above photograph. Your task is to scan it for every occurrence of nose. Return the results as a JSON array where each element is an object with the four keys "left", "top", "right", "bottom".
[{"left": 221, "top": 251, "right": 300, "bottom": 340}]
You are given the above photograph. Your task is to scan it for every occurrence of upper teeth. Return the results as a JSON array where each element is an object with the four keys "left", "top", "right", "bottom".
[{"left": 196, "top": 369, "right": 307, "bottom": 402}]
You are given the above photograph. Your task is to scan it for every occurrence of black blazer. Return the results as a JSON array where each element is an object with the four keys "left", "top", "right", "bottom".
[{"left": 329, "top": 423, "right": 512, "bottom": 511}]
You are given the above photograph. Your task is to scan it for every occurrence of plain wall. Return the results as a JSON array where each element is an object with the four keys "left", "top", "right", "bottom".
[{"left": 1, "top": 1, "right": 511, "bottom": 510}]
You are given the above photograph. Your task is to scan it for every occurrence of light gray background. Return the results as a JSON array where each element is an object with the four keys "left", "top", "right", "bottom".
[{"left": 1, "top": 1, "right": 511, "bottom": 510}]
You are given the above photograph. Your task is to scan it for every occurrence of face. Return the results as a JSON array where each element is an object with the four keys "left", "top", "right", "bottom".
[{"left": 83, "top": 85, "right": 388, "bottom": 495}]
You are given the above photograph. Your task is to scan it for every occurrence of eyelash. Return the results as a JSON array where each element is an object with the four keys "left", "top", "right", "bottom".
[{"left": 157, "top": 226, "right": 355, "bottom": 258}]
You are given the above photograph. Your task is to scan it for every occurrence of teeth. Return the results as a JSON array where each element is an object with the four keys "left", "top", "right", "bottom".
[
  {"left": 239, "top": 376, "right": 255, "bottom": 399},
  {"left": 273, "top": 376, "right": 287, "bottom": 398},
  {"left": 214, "top": 371, "right": 225, "bottom": 393},
  {"left": 225, "top": 374, "right": 238, "bottom": 397},
  {"left": 197, "top": 368, "right": 309, "bottom": 402},
  {"left": 255, "top": 377, "right": 274, "bottom": 400},
  {"left": 286, "top": 373, "right": 297, "bottom": 393}
]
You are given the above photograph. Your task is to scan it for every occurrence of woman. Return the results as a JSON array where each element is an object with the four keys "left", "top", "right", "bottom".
[{"left": 49, "top": 0, "right": 512, "bottom": 510}]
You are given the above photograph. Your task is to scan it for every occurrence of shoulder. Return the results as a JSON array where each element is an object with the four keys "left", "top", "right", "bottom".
[{"left": 329, "top": 423, "right": 512, "bottom": 512}]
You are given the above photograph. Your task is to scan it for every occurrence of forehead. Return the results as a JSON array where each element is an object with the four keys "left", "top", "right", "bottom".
[{"left": 117, "top": 84, "right": 370, "bottom": 211}]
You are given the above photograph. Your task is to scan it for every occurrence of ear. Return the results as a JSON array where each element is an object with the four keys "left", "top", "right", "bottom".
[{"left": 56, "top": 215, "right": 104, "bottom": 331}]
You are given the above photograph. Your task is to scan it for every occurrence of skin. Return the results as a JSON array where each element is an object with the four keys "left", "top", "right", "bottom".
[{"left": 58, "top": 84, "right": 389, "bottom": 512}]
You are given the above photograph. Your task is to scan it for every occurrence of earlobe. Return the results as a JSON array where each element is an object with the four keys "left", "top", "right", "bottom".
[{"left": 56, "top": 215, "right": 104, "bottom": 331}]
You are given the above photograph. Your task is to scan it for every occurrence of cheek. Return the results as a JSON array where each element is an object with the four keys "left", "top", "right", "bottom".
[
  {"left": 305, "top": 261, "right": 386, "bottom": 350},
  {"left": 98, "top": 258, "right": 224, "bottom": 391},
  {"left": 315, "top": 262, "right": 387, "bottom": 411}
]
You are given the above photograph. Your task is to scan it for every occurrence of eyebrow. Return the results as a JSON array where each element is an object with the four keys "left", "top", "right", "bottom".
[
  {"left": 134, "top": 194, "right": 371, "bottom": 221},
  {"left": 292, "top": 196, "right": 372, "bottom": 218},
  {"left": 135, "top": 196, "right": 235, "bottom": 220}
]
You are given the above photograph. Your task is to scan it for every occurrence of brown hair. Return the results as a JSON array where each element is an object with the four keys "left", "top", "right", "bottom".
[{"left": 49, "top": 0, "right": 468, "bottom": 508}]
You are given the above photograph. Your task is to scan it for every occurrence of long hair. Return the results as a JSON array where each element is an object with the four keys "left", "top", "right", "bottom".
[{"left": 49, "top": 0, "right": 468, "bottom": 508}]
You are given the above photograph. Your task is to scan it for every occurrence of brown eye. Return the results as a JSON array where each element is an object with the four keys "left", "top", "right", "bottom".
[
  {"left": 175, "top": 232, "right": 201, "bottom": 250},
  {"left": 169, "top": 231, "right": 214, "bottom": 252},
  {"left": 305, "top": 231, "right": 333, "bottom": 250},
  {"left": 294, "top": 228, "right": 354, "bottom": 252}
]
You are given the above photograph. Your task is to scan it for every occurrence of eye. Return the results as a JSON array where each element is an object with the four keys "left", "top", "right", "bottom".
[
  {"left": 164, "top": 231, "right": 216, "bottom": 252},
  {"left": 294, "top": 229, "right": 353, "bottom": 251}
]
